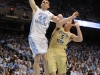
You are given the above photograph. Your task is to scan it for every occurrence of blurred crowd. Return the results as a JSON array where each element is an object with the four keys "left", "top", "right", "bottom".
[
  {"left": 67, "top": 41, "right": 100, "bottom": 75},
  {"left": 0, "top": 32, "right": 35, "bottom": 75},
  {"left": 0, "top": 0, "right": 100, "bottom": 75},
  {"left": 0, "top": 30, "right": 100, "bottom": 75}
]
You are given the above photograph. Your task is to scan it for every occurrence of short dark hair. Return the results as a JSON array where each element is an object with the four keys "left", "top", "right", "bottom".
[
  {"left": 42, "top": 0, "right": 50, "bottom": 4},
  {"left": 71, "top": 19, "right": 75, "bottom": 29},
  {"left": 63, "top": 24, "right": 65, "bottom": 28},
  {"left": 71, "top": 19, "right": 75, "bottom": 24}
]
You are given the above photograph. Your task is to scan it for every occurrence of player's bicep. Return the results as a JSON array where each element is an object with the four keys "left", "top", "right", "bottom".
[
  {"left": 51, "top": 16, "right": 58, "bottom": 23},
  {"left": 29, "top": 0, "right": 38, "bottom": 12}
]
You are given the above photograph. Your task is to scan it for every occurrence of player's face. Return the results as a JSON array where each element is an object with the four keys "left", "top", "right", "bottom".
[
  {"left": 64, "top": 20, "right": 73, "bottom": 30},
  {"left": 41, "top": 0, "right": 50, "bottom": 10}
]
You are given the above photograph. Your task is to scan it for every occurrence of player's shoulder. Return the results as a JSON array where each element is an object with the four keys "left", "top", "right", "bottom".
[{"left": 46, "top": 10, "right": 53, "bottom": 15}]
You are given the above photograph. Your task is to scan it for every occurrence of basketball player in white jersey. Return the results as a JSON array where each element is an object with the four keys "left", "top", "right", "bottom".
[{"left": 28, "top": 0, "right": 60, "bottom": 75}]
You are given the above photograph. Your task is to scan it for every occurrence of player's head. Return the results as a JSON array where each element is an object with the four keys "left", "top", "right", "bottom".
[
  {"left": 63, "top": 19, "right": 75, "bottom": 31},
  {"left": 41, "top": 0, "right": 50, "bottom": 10}
]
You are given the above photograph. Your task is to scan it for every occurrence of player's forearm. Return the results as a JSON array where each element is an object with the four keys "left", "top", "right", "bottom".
[
  {"left": 29, "top": 0, "right": 37, "bottom": 11},
  {"left": 76, "top": 26, "right": 83, "bottom": 42},
  {"left": 58, "top": 16, "right": 74, "bottom": 26}
]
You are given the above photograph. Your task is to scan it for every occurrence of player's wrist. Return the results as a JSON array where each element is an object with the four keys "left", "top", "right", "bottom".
[{"left": 71, "top": 15, "right": 75, "bottom": 19}]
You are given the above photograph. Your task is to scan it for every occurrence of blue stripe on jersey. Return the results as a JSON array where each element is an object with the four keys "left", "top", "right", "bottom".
[
  {"left": 29, "top": 14, "right": 34, "bottom": 35},
  {"left": 28, "top": 36, "right": 39, "bottom": 55},
  {"left": 46, "top": 21, "right": 51, "bottom": 31}
]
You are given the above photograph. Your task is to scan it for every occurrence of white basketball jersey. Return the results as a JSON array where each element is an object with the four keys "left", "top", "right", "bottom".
[{"left": 29, "top": 7, "right": 53, "bottom": 36}]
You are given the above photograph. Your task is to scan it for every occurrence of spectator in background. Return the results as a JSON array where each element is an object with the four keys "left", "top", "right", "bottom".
[
  {"left": 9, "top": 6, "right": 14, "bottom": 16},
  {"left": 22, "top": 12, "right": 29, "bottom": 19}
]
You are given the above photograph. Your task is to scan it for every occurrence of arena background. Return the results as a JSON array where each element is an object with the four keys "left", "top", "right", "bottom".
[{"left": 0, "top": 0, "right": 100, "bottom": 75}]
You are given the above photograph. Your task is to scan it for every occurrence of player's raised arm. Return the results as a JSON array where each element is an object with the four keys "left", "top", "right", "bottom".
[
  {"left": 71, "top": 22, "right": 83, "bottom": 42},
  {"left": 29, "top": 0, "right": 38, "bottom": 12},
  {"left": 57, "top": 11, "right": 79, "bottom": 28}
]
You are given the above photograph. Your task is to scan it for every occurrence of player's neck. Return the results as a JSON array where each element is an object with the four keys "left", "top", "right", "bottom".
[
  {"left": 64, "top": 28, "right": 69, "bottom": 32},
  {"left": 41, "top": 8, "right": 47, "bottom": 11}
]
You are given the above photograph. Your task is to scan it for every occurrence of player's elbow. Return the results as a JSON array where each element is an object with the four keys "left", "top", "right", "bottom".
[
  {"left": 78, "top": 37, "right": 83, "bottom": 42},
  {"left": 77, "top": 35, "right": 83, "bottom": 42},
  {"left": 74, "top": 38, "right": 83, "bottom": 42},
  {"left": 79, "top": 39, "right": 83, "bottom": 42}
]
